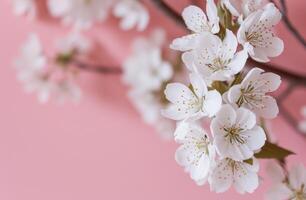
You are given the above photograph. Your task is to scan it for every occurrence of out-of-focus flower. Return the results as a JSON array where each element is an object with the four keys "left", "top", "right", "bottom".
[
  {"left": 298, "top": 106, "right": 306, "bottom": 134},
  {"left": 170, "top": 0, "right": 219, "bottom": 51},
  {"left": 209, "top": 158, "right": 259, "bottom": 193},
  {"left": 47, "top": 0, "right": 113, "bottom": 29},
  {"left": 56, "top": 31, "right": 91, "bottom": 56},
  {"left": 113, "top": 0, "right": 149, "bottom": 31},
  {"left": 226, "top": 67, "right": 281, "bottom": 119},
  {"left": 54, "top": 79, "right": 82, "bottom": 104},
  {"left": 175, "top": 123, "right": 215, "bottom": 185},
  {"left": 222, "top": 0, "right": 265, "bottom": 18},
  {"left": 123, "top": 47, "right": 172, "bottom": 93},
  {"left": 211, "top": 104, "right": 266, "bottom": 161},
  {"left": 162, "top": 73, "right": 222, "bottom": 121},
  {"left": 237, "top": 3, "right": 284, "bottom": 62},
  {"left": 182, "top": 30, "right": 248, "bottom": 82},
  {"left": 12, "top": 0, "right": 36, "bottom": 18},
  {"left": 266, "top": 162, "right": 306, "bottom": 200}
]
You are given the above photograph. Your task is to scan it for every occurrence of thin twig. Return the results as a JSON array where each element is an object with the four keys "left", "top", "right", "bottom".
[
  {"left": 150, "top": 0, "right": 185, "bottom": 27},
  {"left": 73, "top": 61, "right": 122, "bottom": 74}
]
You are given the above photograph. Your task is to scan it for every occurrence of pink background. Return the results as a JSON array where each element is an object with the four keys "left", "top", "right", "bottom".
[{"left": 0, "top": 0, "right": 306, "bottom": 199}]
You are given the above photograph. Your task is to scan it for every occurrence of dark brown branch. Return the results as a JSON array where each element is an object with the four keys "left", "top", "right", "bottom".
[
  {"left": 150, "top": 0, "right": 185, "bottom": 27},
  {"left": 73, "top": 61, "right": 122, "bottom": 74}
]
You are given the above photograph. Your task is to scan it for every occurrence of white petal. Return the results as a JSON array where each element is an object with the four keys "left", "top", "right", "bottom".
[
  {"left": 213, "top": 104, "right": 237, "bottom": 128},
  {"left": 189, "top": 73, "right": 208, "bottom": 97},
  {"left": 242, "top": 126, "right": 266, "bottom": 151},
  {"left": 170, "top": 34, "right": 199, "bottom": 51},
  {"left": 226, "top": 49, "right": 248, "bottom": 74},
  {"left": 182, "top": 51, "right": 197, "bottom": 72},
  {"left": 209, "top": 159, "right": 233, "bottom": 193},
  {"left": 202, "top": 90, "right": 222, "bottom": 117},
  {"left": 221, "top": 29, "right": 238, "bottom": 61},
  {"left": 182, "top": 5, "right": 208, "bottom": 33},
  {"left": 206, "top": 0, "right": 220, "bottom": 33},
  {"left": 164, "top": 83, "right": 195, "bottom": 104},
  {"left": 235, "top": 107, "right": 256, "bottom": 130},
  {"left": 234, "top": 163, "right": 259, "bottom": 194},
  {"left": 254, "top": 95, "right": 279, "bottom": 119}
]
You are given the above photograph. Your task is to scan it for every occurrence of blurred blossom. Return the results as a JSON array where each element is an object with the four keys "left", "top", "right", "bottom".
[
  {"left": 299, "top": 106, "right": 306, "bottom": 134},
  {"left": 113, "top": 0, "right": 149, "bottom": 31},
  {"left": 222, "top": 0, "right": 265, "bottom": 18},
  {"left": 12, "top": 0, "right": 36, "bottom": 19},
  {"left": 14, "top": 32, "right": 88, "bottom": 104},
  {"left": 47, "top": 0, "right": 113, "bottom": 29},
  {"left": 266, "top": 162, "right": 306, "bottom": 200}
]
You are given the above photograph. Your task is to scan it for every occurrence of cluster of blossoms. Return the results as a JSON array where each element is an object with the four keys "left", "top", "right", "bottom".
[
  {"left": 122, "top": 30, "right": 178, "bottom": 139},
  {"left": 162, "top": 0, "right": 291, "bottom": 194},
  {"left": 14, "top": 32, "right": 90, "bottom": 103},
  {"left": 13, "top": 0, "right": 149, "bottom": 31}
]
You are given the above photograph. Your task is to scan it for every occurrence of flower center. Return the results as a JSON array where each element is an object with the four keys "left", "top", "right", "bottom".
[
  {"left": 293, "top": 184, "right": 306, "bottom": 200},
  {"left": 206, "top": 57, "right": 228, "bottom": 72},
  {"left": 224, "top": 126, "right": 245, "bottom": 144}
]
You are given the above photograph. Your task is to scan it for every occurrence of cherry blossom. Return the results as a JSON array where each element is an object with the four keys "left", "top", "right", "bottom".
[
  {"left": 47, "top": 0, "right": 113, "bottom": 29},
  {"left": 170, "top": 0, "right": 219, "bottom": 51},
  {"left": 209, "top": 158, "right": 259, "bottom": 193},
  {"left": 182, "top": 30, "right": 248, "bottom": 82},
  {"left": 12, "top": 0, "right": 36, "bottom": 18},
  {"left": 113, "top": 0, "right": 149, "bottom": 31},
  {"left": 175, "top": 123, "right": 215, "bottom": 185},
  {"left": 237, "top": 3, "right": 284, "bottom": 62},
  {"left": 211, "top": 104, "right": 266, "bottom": 161},
  {"left": 222, "top": 0, "right": 265, "bottom": 18},
  {"left": 162, "top": 73, "right": 222, "bottom": 121},
  {"left": 266, "top": 162, "right": 306, "bottom": 200},
  {"left": 226, "top": 67, "right": 281, "bottom": 119}
]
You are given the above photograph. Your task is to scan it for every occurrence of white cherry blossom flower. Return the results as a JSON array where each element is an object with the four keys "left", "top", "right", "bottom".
[
  {"left": 170, "top": 0, "right": 219, "bottom": 51},
  {"left": 209, "top": 157, "right": 259, "bottom": 193},
  {"left": 211, "top": 104, "right": 266, "bottom": 161},
  {"left": 182, "top": 30, "right": 248, "bottom": 82},
  {"left": 222, "top": 0, "right": 265, "bottom": 18},
  {"left": 162, "top": 73, "right": 222, "bottom": 121},
  {"left": 13, "top": 0, "right": 36, "bottom": 18},
  {"left": 113, "top": 0, "right": 149, "bottom": 31},
  {"left": 237, "top": 3, "right": 284, "bottom": 62},
  {"left": 56, "top": 31, "right": 91, "bottom": 56},
  {"left": 47, "top": 0, "right": 113, "bottom": 29},
  {"left": 266, "top": 163, "right": 306, "bottom": 200},
  {"left": 226, "top": 67, "right": 281, "bottom": 119},
  {"left": 175, "top": 123, "right": 215, "bottom": 185}
]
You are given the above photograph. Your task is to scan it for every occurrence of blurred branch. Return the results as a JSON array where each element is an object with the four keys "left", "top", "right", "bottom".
[{"left": 73, "top": 61, "right": 122, "bottom": 74}]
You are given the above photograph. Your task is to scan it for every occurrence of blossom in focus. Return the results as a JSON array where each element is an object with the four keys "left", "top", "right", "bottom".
[
  {"left": 182, "top": 30, "right": 248, "bottom": 82},
  {"left": 175, "top": 123, "right": 215, "bottom": 185},
  {"left": 226, "top": 67, "right": 281, "bottom": 119},
  {"left": 113, "top": 0, "right": 149, "bottom": 31},
  {"left": 162, "top": 73, "right": 222, "bottom": 121},
  {"left": 47, "top": 0, "right": 113, "bottom": 29},
  {"left": 266, "top": 162, "right": 306, "bottom": 200},
  {"left": 237, "top": 3, "right": 284, "bottom": 62},
  {"left": 222, "top": 0, "right": 265, "bottom": 18},
  {"left": 170, "top": 0, "right": 219, "bottom": 51},
  {"left": 12, "top": 0, "right": 36, "bottom": 18},
  {"left": 211, "top": 104, "right": 266, "bottom": 161},
  {"left": 209, "top": 158, "right": 259, "bottom": 193}
]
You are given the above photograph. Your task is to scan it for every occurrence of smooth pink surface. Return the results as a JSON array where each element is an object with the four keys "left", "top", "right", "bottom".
[{"left": 0, "top": 0, "right": 305, "bottom": 200}]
